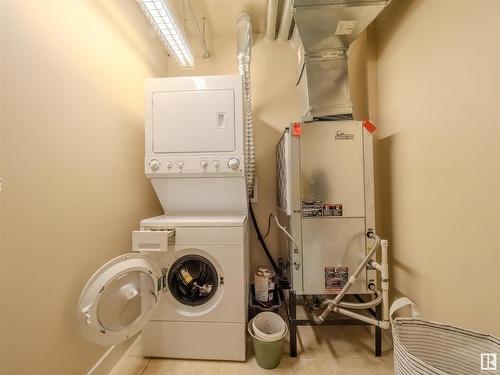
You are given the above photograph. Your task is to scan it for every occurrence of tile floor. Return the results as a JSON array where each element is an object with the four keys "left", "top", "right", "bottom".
[{"left": 111, "top": 325, "right": 394, "bottom": 375}]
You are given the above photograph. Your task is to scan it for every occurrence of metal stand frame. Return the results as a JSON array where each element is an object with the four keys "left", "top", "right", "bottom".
[{"left": 288, "top": 290, "right": 382, "bottom": 357}]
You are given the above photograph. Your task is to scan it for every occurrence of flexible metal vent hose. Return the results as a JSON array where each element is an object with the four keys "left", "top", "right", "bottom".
[{"left": 236, "top": 13, "right": 255, "bottom": 196}]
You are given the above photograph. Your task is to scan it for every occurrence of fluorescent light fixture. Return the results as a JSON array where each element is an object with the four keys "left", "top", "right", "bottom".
[{"left": 137, "top": 0, "right": 194, "bottom": 67}]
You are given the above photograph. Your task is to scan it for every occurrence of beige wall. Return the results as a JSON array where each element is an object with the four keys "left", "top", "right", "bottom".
[
  {"left": 0, "top": 1, "right": 166, "bottom": 374},
  {"left": 372, "top": 0, "right": 500, "bottom": 336}
]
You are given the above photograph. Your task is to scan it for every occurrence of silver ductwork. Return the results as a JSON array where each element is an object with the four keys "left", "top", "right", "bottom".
[
  {"left": 265, "top": 0, "right": 279, "bottom": 41},
  {"left": 293, "top": 0, "right": 392, "bottom": 120},
  {"left": 236, "top": 13, "right": 255, "bottom": 196},
  {"left": 278, "top": 0, "right": 294, "bottom": 42}
]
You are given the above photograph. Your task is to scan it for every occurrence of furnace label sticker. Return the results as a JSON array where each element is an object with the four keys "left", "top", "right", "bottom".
[
  {"left": 302, "top": 201, "right": 343, "bottom": 218},
  {"left": 325, "top": 267, "right": 348, "bottom": 292},
  {"left": 302, "top": 200, "right": 323, "bottom": 218},
  {"left": 323, "top": 204, "right": 343, "bottom": 217}
]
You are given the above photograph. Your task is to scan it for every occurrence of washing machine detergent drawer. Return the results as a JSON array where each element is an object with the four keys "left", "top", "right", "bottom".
[
  {"left": 133, "top": 227, "right": 244, "bottom": 250},
  {"left": 132, "top": 230, "right": 172, "bottom": 252}
]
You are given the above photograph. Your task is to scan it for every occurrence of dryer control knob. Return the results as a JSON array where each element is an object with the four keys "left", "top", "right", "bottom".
[
  {"left": 213, "top": 160, "right": 220, "bottom": 169},
  {"left": 176, "top": 161, "right": 184, "bottom": 169},
  {"left": 200, "top": 160, "right": 209, "bottom": 169},
  {"left": 228, "top": 158, "right": 240, "bottom": 170},
  {"left": 149, "top": 159, "right": 161, "bottom": 171}
]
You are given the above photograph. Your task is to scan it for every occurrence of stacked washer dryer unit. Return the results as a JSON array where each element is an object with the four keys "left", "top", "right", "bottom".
[{"left": 77, "top": 75, "right": 249, "bottom": 361}]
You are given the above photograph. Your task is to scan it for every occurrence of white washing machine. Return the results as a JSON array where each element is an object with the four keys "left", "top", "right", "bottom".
[
  {"left": 77, "top": 75, "right": 250, "bottom": 361},
  {"left": 78, "top": 214, "right": 249, "bottom": 360},
  {"left": 137, "top": 214, "right": 249, "bottom": 360}
]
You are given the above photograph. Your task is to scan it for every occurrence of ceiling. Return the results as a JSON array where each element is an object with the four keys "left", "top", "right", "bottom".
[{"left": 169, "top": 0, "right": 269, "bottom": 36}]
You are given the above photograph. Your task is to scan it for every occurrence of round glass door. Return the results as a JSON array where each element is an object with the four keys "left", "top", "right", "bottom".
[
  {"left": 167, "top": 255, "right": 219, "bottom": 306},
  {"left": 97, "top": 271, "right": 157, "bottom": 332},
  {"left": 78, "top": 253, "right": 162, "bottom": 346}
]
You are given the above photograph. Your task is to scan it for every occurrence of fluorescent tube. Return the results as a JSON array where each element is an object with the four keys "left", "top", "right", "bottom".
[{"left": 137, "top": 0, "right": 194, "bottom": 67}]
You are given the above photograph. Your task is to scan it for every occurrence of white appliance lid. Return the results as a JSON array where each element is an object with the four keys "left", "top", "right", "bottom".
[
  {"left": 77, "top": 253, "right": 163, "bottom": 346},
  {"left": 140, "top": 214, "right": 247, "bottom": 228}
]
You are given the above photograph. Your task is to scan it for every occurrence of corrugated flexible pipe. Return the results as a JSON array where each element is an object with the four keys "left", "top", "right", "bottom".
[{"left": 236, "top": 12, "right": 255, "bottom": 196}]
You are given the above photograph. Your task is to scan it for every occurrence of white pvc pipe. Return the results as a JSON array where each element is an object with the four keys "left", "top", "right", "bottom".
[
  {"left": 265, "top": 0, "right": 278, "bottom": 41},
  {"left": 333, "top": 306, "right": 390, "bottom": 329},
  {"left": 369, "top": 260, "right": 382, "bottom": 272},
  {"left": 381, "top": 239, "right": 389, "bottom": 321},
  {"left": 277, "top": 0, "right": 293, "bottom": 42}
]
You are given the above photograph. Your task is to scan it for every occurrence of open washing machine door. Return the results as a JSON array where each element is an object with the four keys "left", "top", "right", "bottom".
[{"left": 77, "top": 253, "right": 164, "bottom": 346}]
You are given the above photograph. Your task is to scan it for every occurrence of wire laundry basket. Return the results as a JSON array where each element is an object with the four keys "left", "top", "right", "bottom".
[{"left": 391, "top": 298, "right": 500, "bottom": 375}]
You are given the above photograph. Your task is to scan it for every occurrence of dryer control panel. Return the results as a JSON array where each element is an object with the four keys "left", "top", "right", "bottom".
[{"left": 145, "top": 155, "right": 243, "bottom": 176}]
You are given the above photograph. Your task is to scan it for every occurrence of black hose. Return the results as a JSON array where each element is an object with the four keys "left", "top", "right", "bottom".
[
  {"left": 248, "top": 200, "right": 291, "bottom": 322},
  {"left": 248, "top": 200, "right": 280, "bottom": 277}
]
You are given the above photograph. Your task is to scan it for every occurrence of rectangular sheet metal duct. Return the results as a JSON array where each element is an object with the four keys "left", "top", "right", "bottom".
[{"left": 293, "top": 0, "right": 391, "bottom": 120}]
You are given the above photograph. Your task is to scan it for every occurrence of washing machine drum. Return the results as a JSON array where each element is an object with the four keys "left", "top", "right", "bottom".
[{"left": 168, "top": 254, "right": 219, "bottom": 306}]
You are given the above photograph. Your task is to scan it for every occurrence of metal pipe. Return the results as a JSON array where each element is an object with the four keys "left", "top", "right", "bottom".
[
  {"left": 277, "top": 0, "right": 293, "bottom": 42},
  {"left": 184, "top": 0, "right": 211, "bottom": 59},
  {"left": 265, "top": 0, "right": 279, "bottom": 41}
]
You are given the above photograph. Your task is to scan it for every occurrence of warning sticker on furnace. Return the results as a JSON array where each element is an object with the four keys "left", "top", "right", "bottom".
[
  {"left": 323, "top": 204, "right": 343, "bottom": 217},
  {"left": 325, "top": 267, "right": 348, "bottom": 292}
]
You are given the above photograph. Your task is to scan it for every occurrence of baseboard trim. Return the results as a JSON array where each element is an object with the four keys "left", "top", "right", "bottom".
[{"left": 87, "top": 335, "right": 138, "bottom": 375}]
